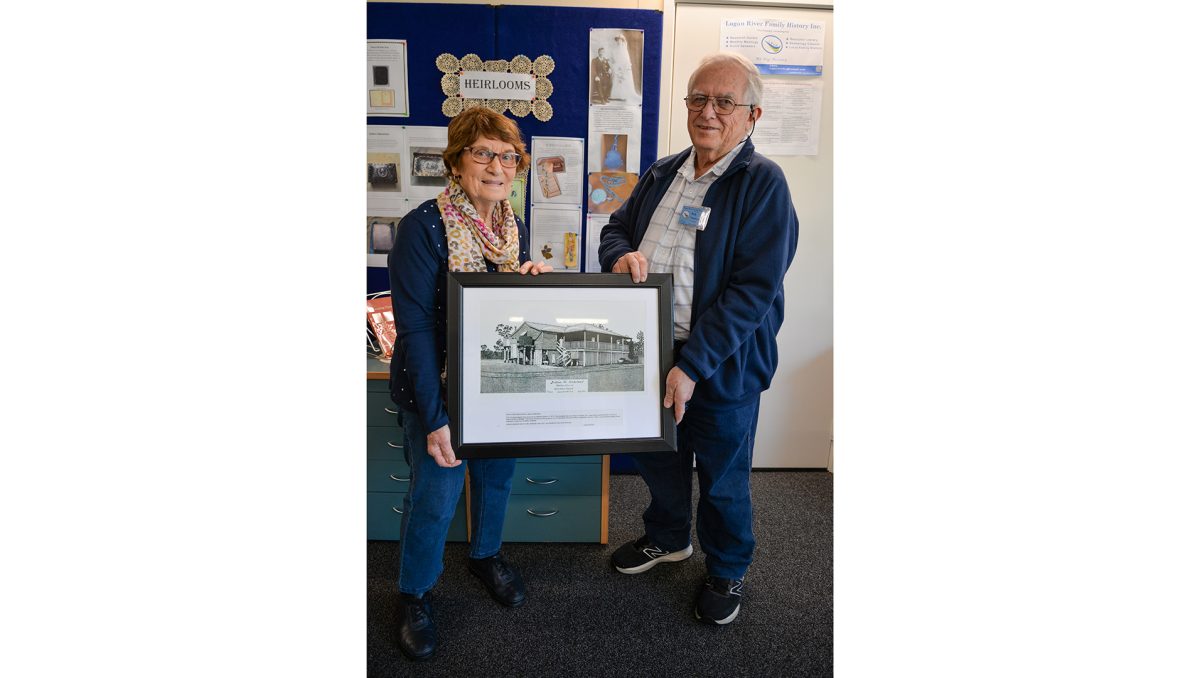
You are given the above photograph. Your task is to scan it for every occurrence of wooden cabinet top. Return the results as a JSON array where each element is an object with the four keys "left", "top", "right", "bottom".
[{"left": 368, "top": 356, "right": 389, "bottom": 380}]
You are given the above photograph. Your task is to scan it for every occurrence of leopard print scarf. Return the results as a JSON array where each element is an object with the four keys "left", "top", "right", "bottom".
[{"left": 437, "top": 178, "right": 520, "bottom": 273}]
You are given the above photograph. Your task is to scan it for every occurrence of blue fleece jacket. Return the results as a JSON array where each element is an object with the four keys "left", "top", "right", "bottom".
[
  {"left": 599, "top": 139, "right": 798, "bottom": 410},
  {"left": 387, "top": 199, "right": 531, "bottom": 434}
]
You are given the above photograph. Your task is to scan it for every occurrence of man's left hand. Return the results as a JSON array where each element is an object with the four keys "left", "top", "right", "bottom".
[
  {"left": 518, "top": 261, "right": 553, "bottom": 275},
  {"left": 663, "top": 366, "right": 696, "bottom": 425}
]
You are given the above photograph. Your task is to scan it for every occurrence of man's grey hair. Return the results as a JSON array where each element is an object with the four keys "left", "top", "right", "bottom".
[{"left": 687, "top": 52, "right": 763, "bottom": 107}]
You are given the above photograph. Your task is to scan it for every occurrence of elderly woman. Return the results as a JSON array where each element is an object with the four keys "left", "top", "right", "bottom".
[{"left": 387, "top": 107, "right": 551, "bottom": 661}]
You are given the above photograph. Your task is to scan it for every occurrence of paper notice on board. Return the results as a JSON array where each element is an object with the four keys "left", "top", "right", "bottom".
[
  {"left": 367, "top": 40, "right": 410, "bottom": 115},
  {"left": 588, "top": 107, "right": 642, "bottom": 173},
  {"left": 531, "top": 205, "right": 582, "bottom": 272},
  {"left": 531, "top": 136, "right": 585, "bottom": 206},
  {"left": 402, "top": 125, "right": 450, "bottom": 200},
  {"left": 586, "top": 172, "right": 638, "bottom": 214},
  {"left": 367, "top": 199, "right": 414, "bottom": 268},
  {"left": 508, "top": 174, "right": 527, "bottom": 223},
  {"left": 367, "top": 124, "right": 407, "bottom": 211},
  {"left": 586, "top": 214, "right": 610, "bottom": 273},
  {"left": 720, "top": 19, "right": 825, "bottom": 76},
  {"left": 754, "top": 79, "right": 823, "bottom": 156}
]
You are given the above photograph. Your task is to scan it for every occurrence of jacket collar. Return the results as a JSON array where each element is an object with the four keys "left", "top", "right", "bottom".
[{"left": 652, "top": 137, "right": 757, "bottom": 182}]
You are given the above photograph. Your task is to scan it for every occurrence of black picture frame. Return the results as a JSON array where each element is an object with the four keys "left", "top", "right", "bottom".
[{"left": 447, "top": 272, "right": 677, "bottom": 459}]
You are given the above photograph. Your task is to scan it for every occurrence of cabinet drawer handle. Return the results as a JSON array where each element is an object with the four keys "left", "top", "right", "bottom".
[
  {"left": 388, "top": 474, "right": 410, "bottom": 483},
  {"left": 386, "top": 441, "right": 403, "bottom": 449},
  {"left": 384, "top": 407, "right": 398, "bottom": 415},
  {"left": 525, "top": 477, "right": 558, "bottom": 485},
  {"left": 526, "top": 508, "right": 559, "bottom": 517},
  {"left": 392, "top": 506, "right": 405, "bottom": 514}
]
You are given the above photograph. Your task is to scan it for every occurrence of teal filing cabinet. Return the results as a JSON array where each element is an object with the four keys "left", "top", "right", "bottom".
[
  {"left": 368, "top": 359, "right": 609, "bottom": 544},
  {"left": 367, "top": 373, "right": 467, "bottom": 541},
  {"left": 501, "top": 455, "right": 608, "bottom": 543}
]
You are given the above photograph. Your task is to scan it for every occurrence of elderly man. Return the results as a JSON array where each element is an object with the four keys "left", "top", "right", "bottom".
[{"left": 599, "top": 52, "right": 798, "bottom": 625}]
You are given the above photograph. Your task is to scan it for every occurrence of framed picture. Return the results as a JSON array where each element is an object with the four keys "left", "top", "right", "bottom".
[{"left": 447, "top": 272, "right": 676, "bottom": 459}]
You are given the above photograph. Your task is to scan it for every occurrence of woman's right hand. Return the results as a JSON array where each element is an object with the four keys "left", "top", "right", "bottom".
[
  {"left": 518, "top": 260, "right": 553, "bottom": 275},
  {"left": 426, "top": 425, "right": 460, "bottom": 468}
]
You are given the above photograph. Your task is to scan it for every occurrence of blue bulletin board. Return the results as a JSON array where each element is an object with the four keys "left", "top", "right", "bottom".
[{"left": 366, "top": 2, "right": 663, "bottom": 293}]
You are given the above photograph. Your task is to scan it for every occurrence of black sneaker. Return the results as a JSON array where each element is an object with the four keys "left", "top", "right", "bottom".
[
  {"left": 610, "top": 535, "right": 693, "bottom": 574},
  {"left": 694, "top": 576, "right": 744, "bottom": 625}
]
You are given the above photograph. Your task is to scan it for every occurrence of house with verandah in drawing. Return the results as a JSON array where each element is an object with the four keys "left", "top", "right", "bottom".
[{"left": 502, "top": 321, "right": 633, "bottom": 367}]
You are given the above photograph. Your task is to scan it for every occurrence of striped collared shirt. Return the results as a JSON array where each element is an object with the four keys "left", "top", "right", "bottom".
[{"left": 638, "top": 140, "right": 746, "bottom": 340}]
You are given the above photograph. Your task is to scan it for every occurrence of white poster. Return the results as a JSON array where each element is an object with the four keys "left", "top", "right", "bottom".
[
  {"left": 753, "top": 79, "right": 823, "bottom": 156},
  {"left": 588, "top": 107, "right": 642, "bottom": 173},
  {"left": 460, "top": 286, "right": 663, "bottom": 444},
  {"left": 586, "top": 214, "right": 610, "bottom": 273},
  {"left": 367, "top": 199, "right": 415, "bottom": 268},
  {"left": 367, "top": 40, "right": 409, "bottom": 116},
  {"left": 401, "top": 125, "right": 450, "bottom": 201},
  {"left": 530, "top": 136, "right": 585, "bottom": 206},
  {"left": 367, "top": 124, "right": 407, "bottom": 205},
  {"left": 530, "top": 205, "right": 583, "bottom": 272},
  {"left": 720, "top": 19, "right": 825, "bottom": 76}
]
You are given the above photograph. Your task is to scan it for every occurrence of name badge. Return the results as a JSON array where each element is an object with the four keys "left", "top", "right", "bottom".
[{"left": 679, "top": 205, "right": 710, "bottom": 231}]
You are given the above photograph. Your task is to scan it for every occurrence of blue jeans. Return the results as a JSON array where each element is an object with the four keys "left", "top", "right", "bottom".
[
  {"left": 397, "top": 409, "right": 516, "bottom": 595},
  {"left": 632, "top": 397, "right": 760, "bottom": 579}
]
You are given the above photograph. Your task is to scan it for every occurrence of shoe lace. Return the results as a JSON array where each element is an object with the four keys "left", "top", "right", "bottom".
[
  {"left": 492, "top": 556, "right": 515, "bottom": 584},
  {"left": 404, "top": 593, "right": 432, "bottom": 621},
  {"left": 705, "top": 577, "right": 743, "bottom": 596}
]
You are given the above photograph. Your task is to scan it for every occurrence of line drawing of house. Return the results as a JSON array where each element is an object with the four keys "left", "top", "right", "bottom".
[{"left": 502, "top": 321, "right": 634, "bottom": 367}]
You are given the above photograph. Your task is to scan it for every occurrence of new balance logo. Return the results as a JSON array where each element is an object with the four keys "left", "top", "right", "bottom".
[
  {"left": 729, "top": 579, "right": 744, "bottom": 596},
  {"left": 613, "top": 538, "right": 692, "bottom": 575}
]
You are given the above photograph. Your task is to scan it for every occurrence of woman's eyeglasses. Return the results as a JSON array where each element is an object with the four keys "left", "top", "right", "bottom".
[
  {"left": 464, "top": 146, "right": 521, "bottom": 168},
  {"left": 683, "top": 94, "right": 754, "bottom": 115}
]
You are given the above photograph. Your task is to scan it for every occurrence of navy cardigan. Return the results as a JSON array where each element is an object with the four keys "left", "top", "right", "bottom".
[
  {"left": 387, "top": 199, "right": 531, "bottom": 434},
  {"left": 599, "top": 139, "right": 798, "bottom": 410}
]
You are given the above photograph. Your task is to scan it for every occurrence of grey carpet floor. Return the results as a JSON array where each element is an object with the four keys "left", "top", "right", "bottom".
[{"left": 367, "top": 471, "right": 832, "bottom": 677}]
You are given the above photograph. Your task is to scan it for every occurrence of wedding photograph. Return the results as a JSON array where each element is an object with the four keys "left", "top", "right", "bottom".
[{"left": 589, "top": 29, "right": 643, "bottom": 105}]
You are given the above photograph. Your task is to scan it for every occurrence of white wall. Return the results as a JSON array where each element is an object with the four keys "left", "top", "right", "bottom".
[{"left": 666, "top": 2, "right": 833, "bottom": 468}]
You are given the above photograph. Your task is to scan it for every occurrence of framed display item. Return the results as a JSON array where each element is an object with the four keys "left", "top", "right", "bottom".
[
  {"left": 367, "top": 162, "right": 398, "bottom": 186},
  {"left": 447, "top": 272, "right": 676, "bottom": 459},
  {"left": 411, "top": 152, "right": 445, "bottom": 178}
]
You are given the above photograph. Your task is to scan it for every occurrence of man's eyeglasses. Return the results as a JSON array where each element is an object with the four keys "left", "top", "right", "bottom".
[
  {"left": 464, "top": 146, "right": 521, "bottom": 168},
  {"left": 683, "top": 94, "right": 754, "bottom": 115}
]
